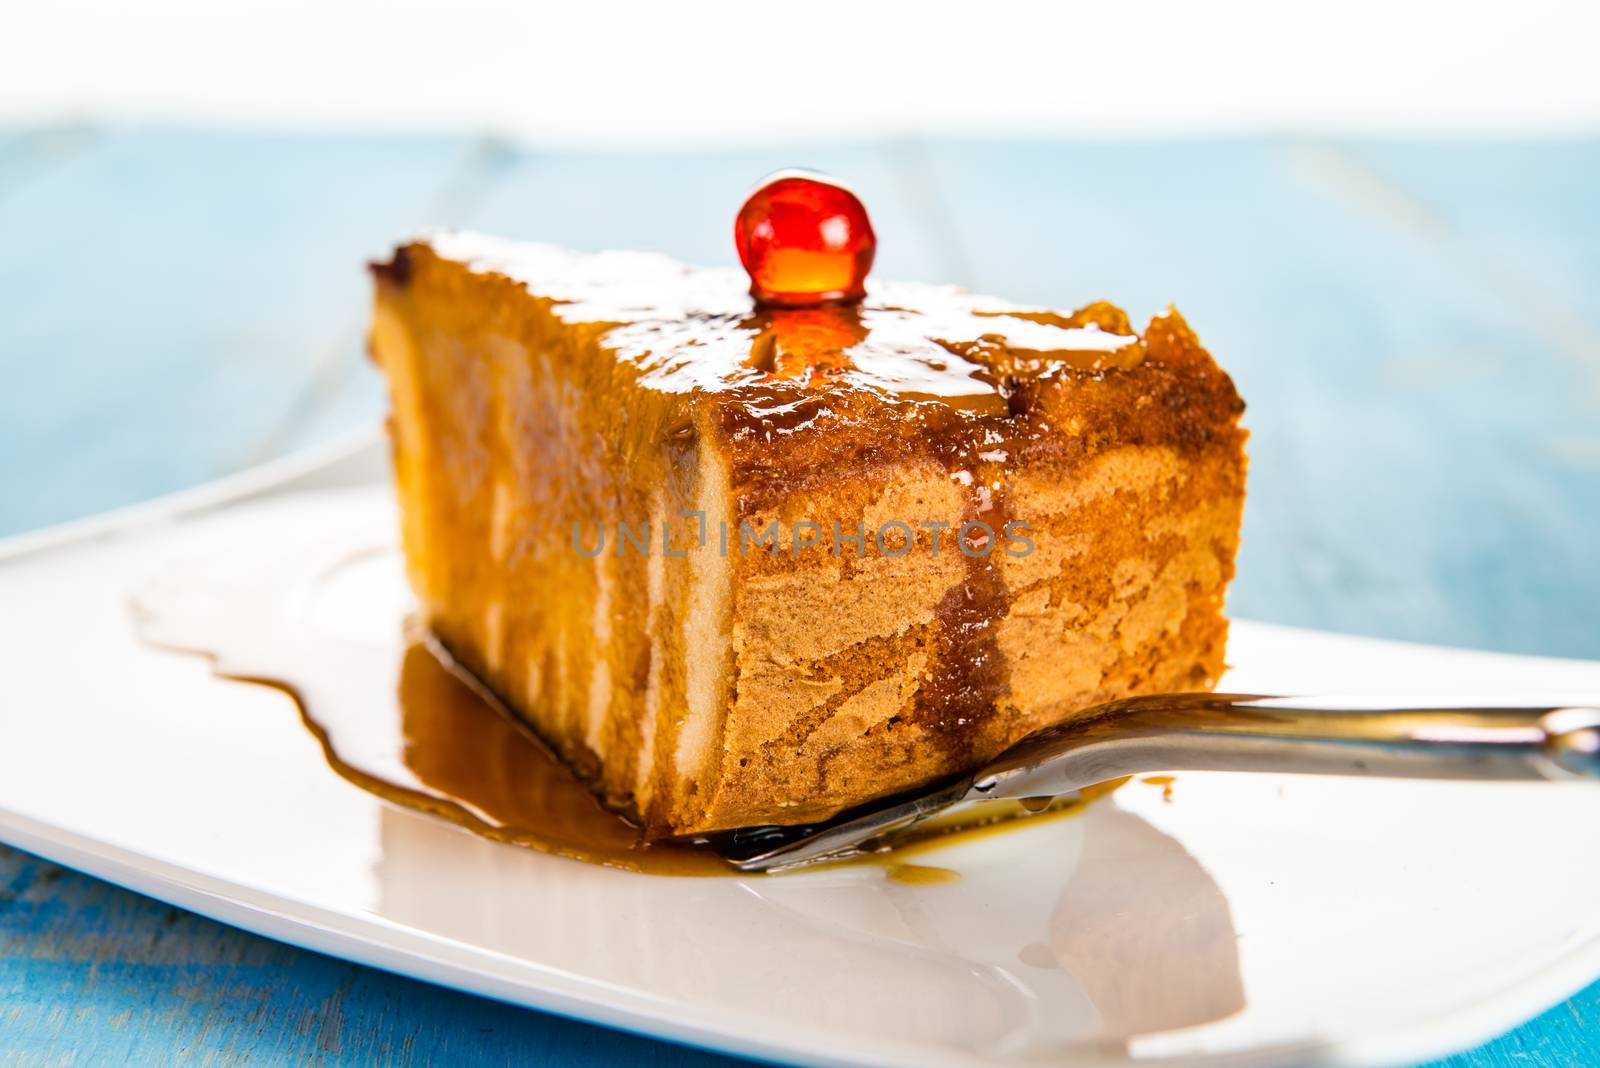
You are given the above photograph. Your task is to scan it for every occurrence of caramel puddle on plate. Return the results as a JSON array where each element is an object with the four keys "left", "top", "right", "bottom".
[
  {"left": 280, "top": 633, "right": 726, "bottom": 876},
  {"left": 805, "top": 777, "right": 1130, "bottom": 886},
  {"left": 1142, "top": 774, "right": 1177, "bottom": 802},
  {"left": 202, "top": 617, "right": 1122, "bottom": 878},
  {"left": 884, "top": 863, "right": 962, "bottom": 886}
]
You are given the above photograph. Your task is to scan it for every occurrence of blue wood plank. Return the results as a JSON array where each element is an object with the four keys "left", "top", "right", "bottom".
[
  {"left": 1429, "top": 992, "right": 1600, "bottom": 1068},
  {"left": 1343, "top": 138, "right": 1600, "bottom": 349},
  {"left": 0, "top": 125, "right": 477, "bottom": 537},
  {"left": 0, "top": 124, "right": 100, "bottom": 205}
]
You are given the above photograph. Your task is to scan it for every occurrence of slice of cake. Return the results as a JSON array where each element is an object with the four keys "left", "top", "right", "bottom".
[{"left": 369, "top": 222, "right": 1245, "bottom": 838}]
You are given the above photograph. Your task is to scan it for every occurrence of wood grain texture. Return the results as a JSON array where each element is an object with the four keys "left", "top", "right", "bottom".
[
  {"left": 0, "top": 125, "right": 1596, "bottom": 1067},
  {"left": 0, "top": 126, "right": 483, "bottom": 533}
]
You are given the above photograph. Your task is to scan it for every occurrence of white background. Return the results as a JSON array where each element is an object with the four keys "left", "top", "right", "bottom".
[{"left": 3, "top": 0, "right": 1598, "bottom": 145}]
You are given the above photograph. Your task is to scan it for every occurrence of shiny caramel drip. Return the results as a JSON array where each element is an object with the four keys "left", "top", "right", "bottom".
[
  {"left": 236, "top": 626, "right": 1123, "bottom": 876},
  {"left": 424, "top": 233, "right": 1144, "bottom": 416},
  {"left": 326, "top": 639, "right": 725, "bottom": 875}
]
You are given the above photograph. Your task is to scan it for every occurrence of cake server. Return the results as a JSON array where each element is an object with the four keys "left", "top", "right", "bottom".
[{"left": 713, "top": 694, "right": 1600, "bottom": 873}]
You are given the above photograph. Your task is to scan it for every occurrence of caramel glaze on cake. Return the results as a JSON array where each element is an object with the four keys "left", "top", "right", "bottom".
[{"left": 369, "top": 233, "right": 1247, "bottom": 838}]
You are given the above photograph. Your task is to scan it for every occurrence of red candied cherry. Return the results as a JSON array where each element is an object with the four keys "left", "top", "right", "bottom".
[{"left": 734, "top": 170, "right": 876, "bottom": 307}]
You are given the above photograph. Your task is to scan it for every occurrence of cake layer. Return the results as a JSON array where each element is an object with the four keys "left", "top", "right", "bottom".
[{"left": 370, "top": 233, "right": 1247, "bottom": 836}]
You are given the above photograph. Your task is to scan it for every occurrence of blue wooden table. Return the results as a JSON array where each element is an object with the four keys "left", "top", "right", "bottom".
[{"left": 1, "top": 125, "right": 1597, "bottom": 1066}]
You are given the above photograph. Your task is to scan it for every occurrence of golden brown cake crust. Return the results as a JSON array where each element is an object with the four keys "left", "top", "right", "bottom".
[{"left": 370, "top": 233, "right": 1247, "bottom": 836}]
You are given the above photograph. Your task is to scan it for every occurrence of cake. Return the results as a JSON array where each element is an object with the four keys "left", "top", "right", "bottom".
[{"left": 369, "top": 215, "right": 1246, "bottom": 838}]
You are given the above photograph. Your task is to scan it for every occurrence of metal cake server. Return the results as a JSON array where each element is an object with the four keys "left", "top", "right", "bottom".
[{"left": 714, "top": 694, "right": 1600, "bottom": 873}]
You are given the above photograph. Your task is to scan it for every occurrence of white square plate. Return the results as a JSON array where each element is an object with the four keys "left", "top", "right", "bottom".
[{"left": 3, "top": 437, "right": 1599, "bottom": 1068}]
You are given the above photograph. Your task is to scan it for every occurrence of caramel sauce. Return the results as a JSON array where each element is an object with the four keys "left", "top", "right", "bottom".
[
  {"left": 182, "top": 611, "right": 1123, "bottom": 878},
  {"left": 884, "top": 863, "right": 961, "bottom": 886},
  {"left": 910, "top": 487, "right": 1014, "bottom": 763},
  {"left": 293, "top": 635, "right": 727, "bottom": 876},
  {"left": 423, "top": 232, "right": 1143, "bottom": 410},
  {"left": 872, "top": 778, "right": 1129, "bottom": 862},
  {"left": 1142, "top": 774, "right": 1177, "bottom": 802}
]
